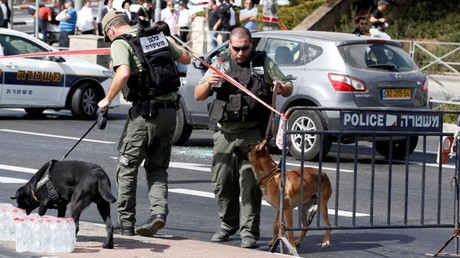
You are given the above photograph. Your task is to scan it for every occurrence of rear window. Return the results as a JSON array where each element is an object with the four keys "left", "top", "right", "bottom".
[{"left": 338, "top": 43, "right": 418, "bottom": 72}]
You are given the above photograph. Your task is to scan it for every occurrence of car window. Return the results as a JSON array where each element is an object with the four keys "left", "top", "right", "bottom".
[
  {"left": 264, "top": 39, "right": 303, "bottom": 66},
  {"left": 0, "top": 34, "right": 48, "bottom": 58},
  {"left": 339, "top": 43, "right": 417, "bottom": 72}
]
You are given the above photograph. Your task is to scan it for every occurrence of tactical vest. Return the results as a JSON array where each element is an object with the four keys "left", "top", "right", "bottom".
[
  {"left": 208, "top": 51, "right": 272, "bottom": 124},
  {"left": 115, "top": 27, "right": 181, "bottom": 102}
]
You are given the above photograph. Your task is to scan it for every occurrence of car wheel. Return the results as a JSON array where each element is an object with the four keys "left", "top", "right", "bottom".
[
  {"left": 172, "top": 104, "right": 193, "bottom": 145},
  {"left": 375, "top": 136, "right": 419, "bottom": 160},
  {"left": 24, "top": 108, "right": 45, "bottom": 117},
  {"left": 71, "top": 83, "right": 99, "bottom": 119},
  {"left": 288, "top": 110, "right": 332, "bottom": 160}
]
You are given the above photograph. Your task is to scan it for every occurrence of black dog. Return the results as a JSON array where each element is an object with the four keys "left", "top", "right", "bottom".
[{"left": 11, "top": 160, "right": 116, "bottom": 249}]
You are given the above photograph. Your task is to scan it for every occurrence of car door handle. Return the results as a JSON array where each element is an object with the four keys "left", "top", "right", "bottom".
[{"left": 4, "top": 63, "right": 16, "bottom": 68}]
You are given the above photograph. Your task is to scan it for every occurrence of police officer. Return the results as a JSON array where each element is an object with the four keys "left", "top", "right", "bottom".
[
  {"left": 98, "top": 11, "right": 191, "bottom": 236},
  {"left": 195, "top": 27, "right": 293, "bottom": 248}
]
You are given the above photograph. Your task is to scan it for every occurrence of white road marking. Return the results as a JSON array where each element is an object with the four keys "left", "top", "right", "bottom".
[
  {"left": 0, "top": 176, "right": 27, "bottom": 184},
  {"left": 169, "top": 188, "right": 369, "bottom": 218},
  {"left": 0, "top": 129, "right": 115, "bottom": 144}
]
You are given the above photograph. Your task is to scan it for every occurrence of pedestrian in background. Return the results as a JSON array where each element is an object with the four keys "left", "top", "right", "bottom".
[
  {"left": 239, "top": 0, "right": 258, "bottom": 33},
  {"left": 122, "top": 0, "right": 138, "bottom": 26},
  {"left": 194, "top": 27, "right": 293, "bottom": 249},
  {"left": 161, "top": 0, "right": 179, "bottom": 38},
  {"left": 35, "top": 3, "right": 53, "bottom": 43},
  {"left": 177, "top": 1, "right": 196, "bottom": 44},
  {"left": 352, "top": 16, "right": 367, "bottom": 36},
  {"left": 57, "top": 0, "right": 77, "bottom": 48},
  {"left": 369, "top": 0, "right": 391, "bottom": 39},
  {"left": 98, "top": 10, "right": 191, "bottom": 237},
  {"left": 98, "top": 0, "right": 113, "bottom": 35},
  {"left": 215, "top": 0, "right": 232, "bottom": 42},
  {"left": 77, "top": 0, "right": 96, "bottom": 34},
  {"left": 137, "top": 0, "right": 154, "bottom": 28},
  {"left": 0, "top": 0, "right": 11, "bottom": 28},
  {"left": 207, "top": 0, "right": 219, "bottom": 49}
]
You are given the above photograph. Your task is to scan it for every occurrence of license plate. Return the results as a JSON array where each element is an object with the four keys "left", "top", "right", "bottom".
[{"left": 382, "top": 88, "right": 411, "bottom": 100}]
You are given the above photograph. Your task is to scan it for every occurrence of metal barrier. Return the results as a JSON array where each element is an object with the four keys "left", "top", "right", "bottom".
[{"left": 269, "top": 106, "right": 460, "bottom": 256}]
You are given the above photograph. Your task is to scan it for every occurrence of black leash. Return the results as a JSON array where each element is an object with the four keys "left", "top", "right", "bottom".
[
  {"left": 61, "top": 109, "right": 108, "bottom": 161},
  {"left": 61, "top": 120, "right": 98, "bottom": 161}
]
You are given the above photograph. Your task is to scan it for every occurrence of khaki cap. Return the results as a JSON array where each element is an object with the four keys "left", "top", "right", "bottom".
[{"left": 101, "top": 11, "right": 125, "bottom": 35}]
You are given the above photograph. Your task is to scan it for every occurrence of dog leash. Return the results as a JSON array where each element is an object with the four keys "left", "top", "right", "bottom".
[{"left": 61, "top": 109, "right": 108, "bottom": 160}]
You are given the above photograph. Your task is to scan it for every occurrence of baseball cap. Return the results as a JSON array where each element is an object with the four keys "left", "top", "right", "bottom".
[
  {"left": 179, "top": 1, "right": 186, "bottom": 6},
  {"left": 65, "top": 0, "right": 74, "bottom": 4},
  {"left": 101, "top": 10, "right": 125, "bottom": 35},
  {"left": 378, "top": 0, "right": 388, "bottom": 6}
]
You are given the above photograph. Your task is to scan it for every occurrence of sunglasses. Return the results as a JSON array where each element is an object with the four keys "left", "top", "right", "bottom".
[{"left": 231, "top": 45, "right": 251, "bottom": 52}]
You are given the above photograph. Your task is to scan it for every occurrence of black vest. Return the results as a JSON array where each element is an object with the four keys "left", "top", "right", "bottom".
[
  {"left": 208, "top": 51, "right": 272, "bottom": 124},
  {"left": 115, "top": 27, "right": 181, "bottom": 102}
]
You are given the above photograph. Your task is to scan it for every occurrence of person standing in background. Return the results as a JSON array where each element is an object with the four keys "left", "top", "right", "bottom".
[
  {"left": 77, "top": 0, "right": 96, "bottom": 34},
  {"left": 98, "top": 0, "right": 113, "bottom": 35},
  {"left": 161, "top": 0, "right": 179, "bottom": 38},
  {"left": 36, "top": 3, "right": 53, "bottom": 43},
  {"left": 215, "top": 0, "right": 231, "bottom": 43},
  {"left": 0, "top": 0, "right": 11, "bottom": 28},
  {"left": 58, "top": 0, "right": 77, "bottom": 48},
  {"left": 177, "top": 1, "right": 196, "bottom": 44},
  {"left": 137, "top": 0, "right": 153, "bottom": 28},
  {"left": 239, "top": 0, "right": 258, "bottom": 33},
  {"left": 228, "top": 0, "right": 236, "bottom": 31},
  {"left": 207, "top": 0, "right": 219, "bottom": 49},
  {"left": 122, "top": 0, "right": 138, "bottom": 26},
  {"left": 352, "top": 16, "right": 367, "bottom": 36},
  {"left": 369, "top": 0, "right": 391, "bottom": 39}
]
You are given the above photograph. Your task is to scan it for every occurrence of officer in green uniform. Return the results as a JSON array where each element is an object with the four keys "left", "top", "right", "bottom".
[
  {"left": 195, "top": 27, "right": 293, "bottom": 248},
  {"left": 98, "top": 11, "right": 191, "bottom": 236}
]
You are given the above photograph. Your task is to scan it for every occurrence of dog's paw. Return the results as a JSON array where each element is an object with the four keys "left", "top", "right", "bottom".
[
  {"left": 321, "top": 240, "right": 330, "bottom": 248},
  {"left": 295, "top": 241, "right": 301, "bottom": 247},
  {"left": 268, "top": 239, "right": 275, "bottom": 247}
]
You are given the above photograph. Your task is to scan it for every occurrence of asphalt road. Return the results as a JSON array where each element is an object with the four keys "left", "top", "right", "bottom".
[{"left": 0, "top": 104, "right": 459, "bottom": 257}]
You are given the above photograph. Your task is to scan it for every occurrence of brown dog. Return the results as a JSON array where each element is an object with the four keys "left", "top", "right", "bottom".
[{"left": 234, "top": 139, "right": 332, "bottom": 251}]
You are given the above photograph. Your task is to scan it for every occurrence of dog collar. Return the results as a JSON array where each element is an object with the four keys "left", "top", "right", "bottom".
[{"left": 256, "top": 164, "right": 280, "bottom": 186}]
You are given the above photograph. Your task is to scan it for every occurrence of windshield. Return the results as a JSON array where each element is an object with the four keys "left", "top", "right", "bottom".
[{"left": 338, "top": 43, "right": 418, "bottom": 72}]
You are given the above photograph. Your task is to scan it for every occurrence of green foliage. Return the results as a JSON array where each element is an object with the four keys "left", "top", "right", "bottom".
[
  {"left": 277, "top": 0, "right": 325, "bottom": 30},
  {"left": 438, "top": 104, "right": 460, "bottom": 124}
]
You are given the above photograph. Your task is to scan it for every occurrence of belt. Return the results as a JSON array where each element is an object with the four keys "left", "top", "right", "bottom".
[{"left": 154, "top": 101, "right": 176, "bottom": 109}]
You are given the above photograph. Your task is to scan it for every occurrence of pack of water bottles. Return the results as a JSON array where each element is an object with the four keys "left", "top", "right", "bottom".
[{"left": 0, "top": 203, "right": 76, "bottom": 253}]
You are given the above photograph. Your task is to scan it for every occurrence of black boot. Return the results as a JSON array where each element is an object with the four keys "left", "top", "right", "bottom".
[{"left": 135, "top": 214, "right": 166, "bottom": 237}]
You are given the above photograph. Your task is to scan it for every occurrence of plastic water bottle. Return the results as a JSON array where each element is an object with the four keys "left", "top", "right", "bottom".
[
  {"left": 50, "top": 218, "right": 64, "bottom": 253},
  {"left": 14, "top": 218, "right": 28, "bottom": 252},
  {"left": 63, "top": 218, "right": 76, "bottom": 253},
  {"left": 42, "top": 216, "right": 54, "bottom": 251},
  {"left": 30, "top": 218, "right": 44, "bottom": 253},
  {"left": 7, "top": 208, "right": 26, "bottom": 241},
  {"left": 213, "top": 58, "right": 229, "bottom": 89},
  {"left": 0, "top": 208, "right": 7, "bottom": 241}
]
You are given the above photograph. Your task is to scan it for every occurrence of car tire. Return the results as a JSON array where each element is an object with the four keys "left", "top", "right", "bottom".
[
  {"left": 24, "top": 108, "right": 45, "bottom": 117},
  {"left": 287, "top": 110, "right": 332, "bottom": 161},
  {"left": 172, "top": 104, "right": 193, "bottom": 145},
  {"left": 375, "top": 136, "right": 419, "bottom": 160},
  {"left": 71, "top": 83, "right": 99, "bottom": 119}
]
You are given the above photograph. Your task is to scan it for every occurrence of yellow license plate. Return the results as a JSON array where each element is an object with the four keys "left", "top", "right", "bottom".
[{"left": 382, "top": 88, "right": 411, "bottom": 100}]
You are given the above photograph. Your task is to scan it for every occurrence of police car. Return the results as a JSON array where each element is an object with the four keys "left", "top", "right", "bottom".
[{"left": 0, "top": 28, "right": 118, "bottom": 119}]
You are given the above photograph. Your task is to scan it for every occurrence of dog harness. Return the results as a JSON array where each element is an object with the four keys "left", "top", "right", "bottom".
[{"left": 35, "top": 160, "right": 61, "bottom": 204}]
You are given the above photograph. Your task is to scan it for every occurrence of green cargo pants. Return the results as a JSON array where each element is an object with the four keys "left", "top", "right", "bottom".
[
  {"left": 211, "top": 127, "right": 263, "bottom": 240},
  {"left": 116, "top": 104, "right": 176, "bottom": 227}
]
